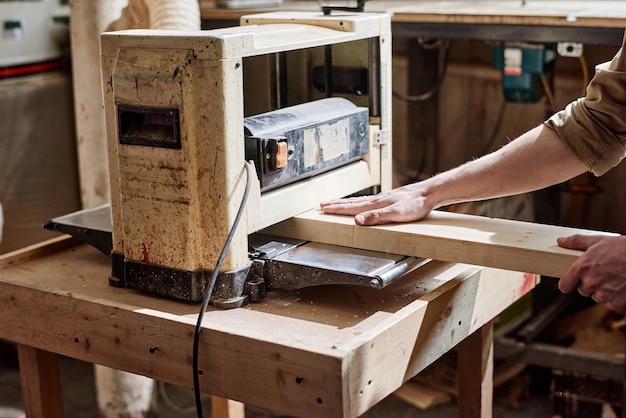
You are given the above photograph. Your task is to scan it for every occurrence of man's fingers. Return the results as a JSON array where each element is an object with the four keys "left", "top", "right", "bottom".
[
  {"left": 320, "top": 195, "right": 370, "bottom": 207},
  {"left": 320, "top": 202, "right": 366, "bottom": 215},
  {"left": 354, "top": 212, "right": 370, "bottom": 226},
  {"left": 321, "top": 197, "right": 384, "bottom": 216},
  {"left": 557, "top": 234, "right": 611, "bottom": 293},
  {"left": 355, "top": 206, "right": 419, "bottom": 226},
  {"left": 558, "top": 252, "right": 583, "bottom": 294},
  {"left": 558, "top": 271, "right": 579, "bottom": 294},
  {"left": 557, "top": 234, "right": 605, "bottom": 251},
  {"left": 355, "top": 209, "right": 388, "bottom": 226}
]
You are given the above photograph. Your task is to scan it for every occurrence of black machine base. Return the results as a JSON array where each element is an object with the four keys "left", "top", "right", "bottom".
[{"left": 110, "top": 252, "right": 263, "bottom": 307}]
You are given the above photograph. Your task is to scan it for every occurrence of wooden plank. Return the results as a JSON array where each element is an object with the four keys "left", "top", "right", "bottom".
[
  {"left": 389, "top": 1, "right": 626, "bottom": 28},
  {"left": 393, "top": 380, "right": 452, "bottom": 410},
  {"left": 264, "top": 209, "right": 614, "bottom": 278},
  {"left": 212, "top": 396, "right": 245, "bottom": 418},
  {"left": 200, "top": 1, "right": 626, "bottom": 28},
  {"left": 0, "top": 242, "right": 534, "bottom": 417},
  {"left": 17, "top": 345, "right": 64, "bottom": 418},
  {"left": 0, "top": 235, "right": 80, "bottom": 270}
]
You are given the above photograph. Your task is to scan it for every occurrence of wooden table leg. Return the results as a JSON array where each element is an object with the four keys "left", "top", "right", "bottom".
[
  {"left": 17, "top": 344, "right": 64, "bottom": 418},
  {"left": 211, "top": 396, "right": 245, "bottom": 418},
  {"left": 457, "top": 320, "right": 494, "bottom": 418}
]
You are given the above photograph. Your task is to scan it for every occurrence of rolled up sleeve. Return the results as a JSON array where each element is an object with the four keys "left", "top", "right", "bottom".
[{"left": 545, "top": 32, "right": 626, "bottom": 176}]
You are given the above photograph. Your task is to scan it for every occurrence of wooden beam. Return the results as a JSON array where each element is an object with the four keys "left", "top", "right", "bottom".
[
  {"left": 212, "top": 396, "right": 245, "bottom": 418},
  {"left": 17, "top": 345, "right": 64, "bottom": 418},
  {"left": 200, "top": 1, "right": 626, "bottom": 29},
  {"left": 0, "top": 235, "right": 80, "bottom": 270},
  {"left": 264, "top": 209, "right": 614, "bottom": 278},
  {"left": 457, "top": 321, "right": 494, "bottom": 418}
]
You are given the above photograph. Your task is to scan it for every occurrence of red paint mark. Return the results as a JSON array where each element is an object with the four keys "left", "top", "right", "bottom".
[
  {"left": 519, "top": 272, "right": 537, "bottom": 295},
  {"left": 141, "top": 243, "right": 149, "bottom": 263}
]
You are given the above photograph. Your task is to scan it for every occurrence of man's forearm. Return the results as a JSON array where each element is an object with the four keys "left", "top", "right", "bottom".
[
  {"left": 320, "top": 124, "right": 589, "bottom": 226},
  {"left": 423, "top": 124, "right": 589, "bottom": 209}
]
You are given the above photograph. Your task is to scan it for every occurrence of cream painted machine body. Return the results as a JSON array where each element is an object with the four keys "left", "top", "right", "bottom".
[{"left": 100, "top": 11, "right": 392, "bottom": 302}]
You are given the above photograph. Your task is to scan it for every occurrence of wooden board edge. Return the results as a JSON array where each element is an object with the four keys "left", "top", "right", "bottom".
[{"left": 0, "top": 235, "right": 83, "bottom": 271}]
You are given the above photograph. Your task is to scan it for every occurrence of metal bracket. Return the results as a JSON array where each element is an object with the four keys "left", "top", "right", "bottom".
[{"left": 374, "top": 129, "right": 390, "bottom": 146}]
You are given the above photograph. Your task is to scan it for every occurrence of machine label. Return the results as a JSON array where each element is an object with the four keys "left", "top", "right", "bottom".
[{"left": 303, "top": 119, "right": 349, "bottom": 168}]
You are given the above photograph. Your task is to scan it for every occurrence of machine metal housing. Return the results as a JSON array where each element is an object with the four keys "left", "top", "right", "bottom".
[{"left": 100, "top": 11, "right": 393, "bottom": 303}]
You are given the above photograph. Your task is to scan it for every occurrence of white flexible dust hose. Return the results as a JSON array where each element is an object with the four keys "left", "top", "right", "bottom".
[
  {"left": 89, "top": 1, "right": 200, "bottom": 417},
  {"left": 150, "top": 0, "right": 200, "bottom": 29},
  {"left": 107, "top": 0, "right": 200, "bottom": 31}
]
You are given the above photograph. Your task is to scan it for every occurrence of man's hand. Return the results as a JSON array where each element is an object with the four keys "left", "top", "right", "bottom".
[
  {"left": 320, "top": 183, "right": 434, "bottom": 226},
  {"left": 558, "top": 234, "right": 626, "bottom": 312}
]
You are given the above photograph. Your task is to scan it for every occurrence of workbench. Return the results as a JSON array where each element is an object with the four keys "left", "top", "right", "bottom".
[
  {"left": 0, "top": 234, "right": 534, "bottom": 417},
  {"left": 200, "top": 1, "right": 626, "bottom": 45}
]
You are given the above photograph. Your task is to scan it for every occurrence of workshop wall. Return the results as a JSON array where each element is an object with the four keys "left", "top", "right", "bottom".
[{"left": 0, "top": 70, "right": 81, "bottom": 254}]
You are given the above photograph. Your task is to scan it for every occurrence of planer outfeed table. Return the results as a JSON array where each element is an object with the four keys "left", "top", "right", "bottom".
[{"left": 0, "top": 232, "right": 535, "bottom": 418}]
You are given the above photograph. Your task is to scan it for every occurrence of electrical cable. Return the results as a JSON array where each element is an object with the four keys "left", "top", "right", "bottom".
[
  {"left": 392, "top": 39, "right": 450, "bottom": 103},
  {"left": 578, "top": 54, "right": 590, "bottom": 97},
  {"left": 479, "top": 100, "right": 508, "bottom": 157},
  {"left": 540, "top": 74, "right": 558, "bottom": 113},
  {"left": 392, "top": 38, "right": 449, "bottom": 177},
  {"left": 193, "top": 161, "right": 254, "bottom": 418}
]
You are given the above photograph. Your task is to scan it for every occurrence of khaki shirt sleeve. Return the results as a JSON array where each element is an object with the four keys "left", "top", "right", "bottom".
[{"left": 545, "top": 31, "right": 626, "bottom": 176}]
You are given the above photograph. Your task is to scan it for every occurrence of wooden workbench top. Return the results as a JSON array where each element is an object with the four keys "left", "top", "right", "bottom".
[
  {"left": 0, "top": 235, "right": 533, "bottom": 417},
  {"left": 201, "top": 1, "right": 626, "bottom": 28}
]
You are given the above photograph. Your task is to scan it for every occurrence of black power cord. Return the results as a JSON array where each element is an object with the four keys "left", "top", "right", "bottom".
[
  {"left": 193, "top": 161, "right": 253, "bottom": 418},
  {"left": 392, "top": 39, "right": 450, "bottom": 103}
]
